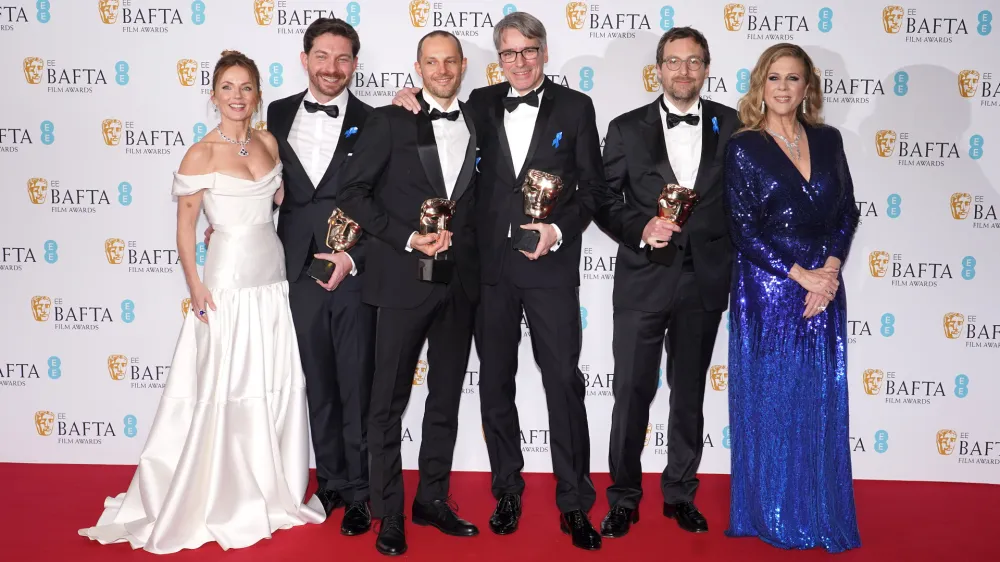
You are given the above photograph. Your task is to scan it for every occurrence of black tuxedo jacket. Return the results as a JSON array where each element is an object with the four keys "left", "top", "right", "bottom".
[
  {"left": 593, "top": 97, "right": 739, "bottom": 313},
  {"left": 338, "top": 96, "right": 481, "bottom": 309},
  {"left": 267, "top": 90, "right": 373, "bottom": 287},
  {"left": 466, "top": 78, "right": 604, "bottom": 289}
]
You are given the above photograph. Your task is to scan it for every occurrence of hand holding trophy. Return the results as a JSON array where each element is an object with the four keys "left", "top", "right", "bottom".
[
  {"left": 647, "top": 184, "right": 699, "bottom": 266},
  {"left": 511, "top": 169, "right": 564, "bottom": 253},
  {"left": 307, "top": 208, "right": 362, "bottom": 283},
  {"left": 416, "top": 198, "right": 456, "bottom": 283}
]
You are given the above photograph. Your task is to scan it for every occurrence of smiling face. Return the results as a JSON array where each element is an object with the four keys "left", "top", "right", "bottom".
[
  {"left": 763, "top": 55, "right": 809, "bottom": 118},
  {"left": 212, "top": 65, "right": 258, "bottom": 121},
  {"left": 301, "top": 32, "right": 357, "bottom": 103},
  {"left": 415, "top": 34, "right": 466, "bottom": 102},
  {"left": 656, "top": 37, "right": 709, "bottom": 107},
  {"left": 497, "top": 28, "right": 547, "bottom": 94}
]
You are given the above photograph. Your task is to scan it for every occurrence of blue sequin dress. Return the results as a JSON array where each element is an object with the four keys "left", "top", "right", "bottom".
[{"left": 722, "top": 123, "right": 862, "bottom": 553}]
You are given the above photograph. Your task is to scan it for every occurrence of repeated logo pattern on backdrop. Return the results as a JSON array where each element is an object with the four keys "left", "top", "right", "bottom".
[{"left": 1, "top": 0, "right": 997, "bottom": 481}]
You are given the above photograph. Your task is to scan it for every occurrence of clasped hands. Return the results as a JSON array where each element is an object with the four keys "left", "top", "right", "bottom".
[{"left": 789, "top": 258, "right": 842, "bottom": 319}]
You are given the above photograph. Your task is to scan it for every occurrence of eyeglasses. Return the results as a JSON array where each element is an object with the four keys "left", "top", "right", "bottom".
[
  {"left": 499, "top": 47, "right": 540, "bottom": 64},
  {"left": 662, "top": 56, "right": 705, "bottom": 71}
]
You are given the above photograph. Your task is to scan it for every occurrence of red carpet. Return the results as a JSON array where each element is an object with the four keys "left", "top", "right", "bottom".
[{"left": 3, "top": 464, "right": 993, "bottom": 561}]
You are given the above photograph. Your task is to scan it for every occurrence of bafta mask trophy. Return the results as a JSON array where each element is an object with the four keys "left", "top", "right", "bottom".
[
  {"left": 511, "top": 169, "right": 564, "bottom": 252},
  {"left": 307, "top": 208, "right": 362, "bottom": 283},
  {"left": 648, "top": 183, "right": 700, "bottom": 266},
  {"left": 417, "top": 198, "right": 456, "bottom": 283}
]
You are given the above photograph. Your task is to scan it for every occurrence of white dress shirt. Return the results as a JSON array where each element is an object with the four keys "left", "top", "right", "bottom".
[
  {"left": 405, "top": 90, "right": 471, "bottom": 251},
  {"left": 288, "top": 87, "right": 357, "bottom": 275},
  {"left": 504, "top": 85, "right": 563, "bottom": 250},
  {"left": 641, "top": 96, "right": 703, "bottom": 249}
]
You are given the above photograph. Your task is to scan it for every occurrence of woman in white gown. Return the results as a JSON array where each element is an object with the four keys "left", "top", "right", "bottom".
[{"left": 78, "top": 51, "right": 325, "bottom": 554}]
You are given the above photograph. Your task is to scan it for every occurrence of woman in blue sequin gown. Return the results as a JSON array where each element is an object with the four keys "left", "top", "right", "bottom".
[{"left": 722, "top": 44, "right": 862, "bottom": 553}]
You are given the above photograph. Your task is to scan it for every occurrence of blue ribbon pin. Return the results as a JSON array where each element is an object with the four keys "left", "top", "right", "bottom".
[
  {"left": 711, "top": 117, "right": 719, "bottom": 134},
  {"left": 345, "top": 126, "right": 358, "bottom": 138},
  {"left": 552, "top": 131, "right": 563, "bottom": 148}
]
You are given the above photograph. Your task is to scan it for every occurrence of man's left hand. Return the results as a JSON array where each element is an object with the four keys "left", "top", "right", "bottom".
[{"left": 519, "top": 223, "right": 559, "bottom": 260}]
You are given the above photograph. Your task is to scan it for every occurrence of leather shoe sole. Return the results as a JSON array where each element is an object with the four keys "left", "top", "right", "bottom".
[
  {"left": 411, "top": 515, "right": 479, "bottom": 537},
  {"left": 375, "top": 543, "right": 407, "bottom": 556},
  {"left": 559, "top": 522, "right": 602, "bottom": 550},
  {"left": 489, "top": 520, "right": 518, "bottom": 535},
  {"left": 663, "top": 505, "right": 708, "bottom": 533}
]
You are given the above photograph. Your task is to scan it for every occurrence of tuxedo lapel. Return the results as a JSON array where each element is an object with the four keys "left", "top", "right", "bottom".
[
  {"left": 693, "top": 101, "right": 719, "bottom": 193},
  {"left": 493, "top": 95, "right": 517, "bottom": 182},
  {"left": 270, "top": 91, "right": 314, "bottom": 191},
  {"left": 642, "top": 99, "right": 679, "bottom": 186},
  {"left": 514, "top": 79, "right": 554, "bottom": 188},
  {"left": 450, "top": 102, "right": 477, "bottom": 203},
  {"left": 317, "top": 92, "right": 364, "bottom": 192},
  {"left": 415, "top": 93, "right": 448, "bottom": 199}
]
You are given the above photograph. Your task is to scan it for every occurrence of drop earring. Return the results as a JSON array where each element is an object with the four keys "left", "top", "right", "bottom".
[{"left": 760, "top": 100, "right": 765, "bottom": 113}]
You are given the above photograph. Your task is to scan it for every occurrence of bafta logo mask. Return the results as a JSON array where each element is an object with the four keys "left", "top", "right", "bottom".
[
  {"left": 565, "top": 2, "right": 587, "bottom": 30},
  {"left": 108, "top": 354, "right": 128, "bottom": 381},
  {"left": 181, "top": 297, "right": 192, "bottom": 317},
  {"left": 644, "top": 423, "right": 652, "bottom": 447},
  {"left": 868, "top": 251, "right": 890, "bottom": 278},
  {"left": 409, "top": 0, "right": 430, "bottom": 27},
  {"left": 709, "top": 365, "right": 728, "bottom": 391},
  {"left": 882, "top": 5, "right": 905, "bottom": 34},
  {"left": 419, "top": 198, "right": 456, "bottom": 235},
  {"left": 723, "top": 3, "right": 746, "bottom": 31},
  {"left": 413, "top": 359, "right": 428, "bottom": 385},
  {"left": 105, "top": 238, "right": 126, "bottom": 264},
  {"left": 862, "top": 369, "right": 885, "bottom": 395},
  {"left": 521, "top": 170, "right": 564, "bottom": 220},
  {"left": 936, "top": 429, "right": 957, "bottom": 455},
  {"left": 98, "top": 0, "right": 121, "bottom": 24},
  {"left": 943, "top": 312, "right": 965, "bottom": 340},
  {"left": 658, "top": 184, "right": 700, "bottom": 225},
  {"left": 486, "top": 62, "right": 505, "bottom": 86},
  {"left": 102, "top": 118, "right": 123, "bottom": 146},
  {"left": 35, "top": 410, "right": 55, "bottom": 436},
  {"left": 253, "top": 0, "right": 274, "bottom": 26},
  {"left": 958, "top": 70, "right": 981, "bottom": 99},
  {"left": 326, "top": 208, "right": 363, "bottom": 252},
  {"left": 28, "top": 178, "right": 49, "bottom": 204},
  {"left": 23, "top": 57, "right": 44, "bottom": 84},
  {"left": 177, "top": 59, "right": 199, "bottom": 87},
  {"left": 950, "top": 192, "right": 972, "bottom": 220},
  {"left": 875, "top": 130, "right": 897, "bottom": 157},
  {"left": 31, "top": 296, "right": 52, "bottom": 322},
  {"left": 642, "top": 64, "right": 660, "bottom": 93}
]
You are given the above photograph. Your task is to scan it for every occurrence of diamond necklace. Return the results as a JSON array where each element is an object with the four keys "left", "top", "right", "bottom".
[
  {"left": 216, "top": 125, "right": 251, "bottom": 157},
  {"left": 766, "top": 124, "right": 802, "bottom": 161}
]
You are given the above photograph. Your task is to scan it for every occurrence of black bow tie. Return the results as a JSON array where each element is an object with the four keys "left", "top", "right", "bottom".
[
  {"left": 304, "top": 100, "right": 339, "bottom": 118},
  {"left": 666, "top": 112, "right": 699, "bottom": 129},
  {"left": 429, "top": 108, "right": 460, "bottom": 121},
  {"left": 503, "top": 88, "right": 541, "bottom": 112}
]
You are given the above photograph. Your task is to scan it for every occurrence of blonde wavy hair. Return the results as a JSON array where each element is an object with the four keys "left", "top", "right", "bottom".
[{"left": 737, "top": 43, "right": 823, "bottom": 133}]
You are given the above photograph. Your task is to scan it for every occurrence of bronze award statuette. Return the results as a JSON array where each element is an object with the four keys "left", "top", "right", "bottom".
[
  {"left": 647, "top": 183, "right": 700, "bottom": 267},
  {"left": 307, "top": 208, "right": 362, "bottom": 283},
  {"left": 417, "top": 197, "right": 457, "bottom": 283},
  {"left": 511, "top": 169, "right": 564, "bottom": 253}
]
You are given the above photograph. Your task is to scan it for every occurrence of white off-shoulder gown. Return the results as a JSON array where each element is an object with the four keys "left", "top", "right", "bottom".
[{"left": 78, "top": 163, "right": 325, "bottom": 554}]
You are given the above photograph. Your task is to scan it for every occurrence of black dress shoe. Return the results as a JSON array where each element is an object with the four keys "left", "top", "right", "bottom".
[
  {"left": 341, "top": 501, "right": 372, "bottom": 536},
  {"left": 663, "top": 502, "right": 708, "bottom": 533},
  {"left": 412, "top": 498, "right": 479, "bottom": 536},
  {"left": 375, "top": 514, "right": 406, "bottom": 556},
  {"left": 600, "top": 504, "right": 639, "bottom": 538},
  {"left": 559, "top": 510, "right": 602, "bottom": 550},
  {"left": 489, "top": 493, "right": 522, "bottom": 535},
  {"left": 317, "top": 489, "right": 345, "bottom": 516}
]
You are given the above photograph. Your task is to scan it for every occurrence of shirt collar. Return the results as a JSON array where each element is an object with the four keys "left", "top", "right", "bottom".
[
  {"left": 660, "top": 95, "right": 702, "bottom": 118},
  {"left": 303, "top": 86, "right": 349, "bottom": 113},
  {"left": 422, "top": 88, "right": 460, "bottom": 114}
]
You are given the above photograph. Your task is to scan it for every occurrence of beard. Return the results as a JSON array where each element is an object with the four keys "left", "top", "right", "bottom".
[
  {"left": 311, "top": 70, "right": 347, "bottom": 98},
  {"left": 425, "top": 76, "right": 458, "bottom": 100},
  {"left": 664, "top": 80, "right": 700, "bottom": 103}
]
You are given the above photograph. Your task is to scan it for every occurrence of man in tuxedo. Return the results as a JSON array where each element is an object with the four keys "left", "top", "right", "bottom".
[
  {"left": 591, "top": 27, "right": 738, "bottom": 538},
  {"left": 338, "top": 30, "right": 481, "bottom": 557},
  {"left": 262, "top": 18, "right": 375, "bottom": 535},
  {"left": 393, "top": 11, "right": 605, "bottom": 551}
]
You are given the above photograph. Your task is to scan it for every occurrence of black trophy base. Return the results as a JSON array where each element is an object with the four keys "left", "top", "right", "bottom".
[
  {"left": 306, "top": 257, "right": 336, "bottom": 283},
  {"left": 417, "top": 255, "right": 455, "bottom": 283},
  {"left": 511, "top": 227, "right": 540, "bottom": 253},
  {"left": 647, "top": 243, "right": 680, "bottom": 267}
]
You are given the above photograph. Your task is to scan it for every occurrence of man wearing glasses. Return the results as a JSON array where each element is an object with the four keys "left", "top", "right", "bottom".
[
  {"left": 393, "top": 9, "right": 606, "bottom": 551},
  {"left": 590, "top": 27, "right": 739, "bottom": 538}
]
